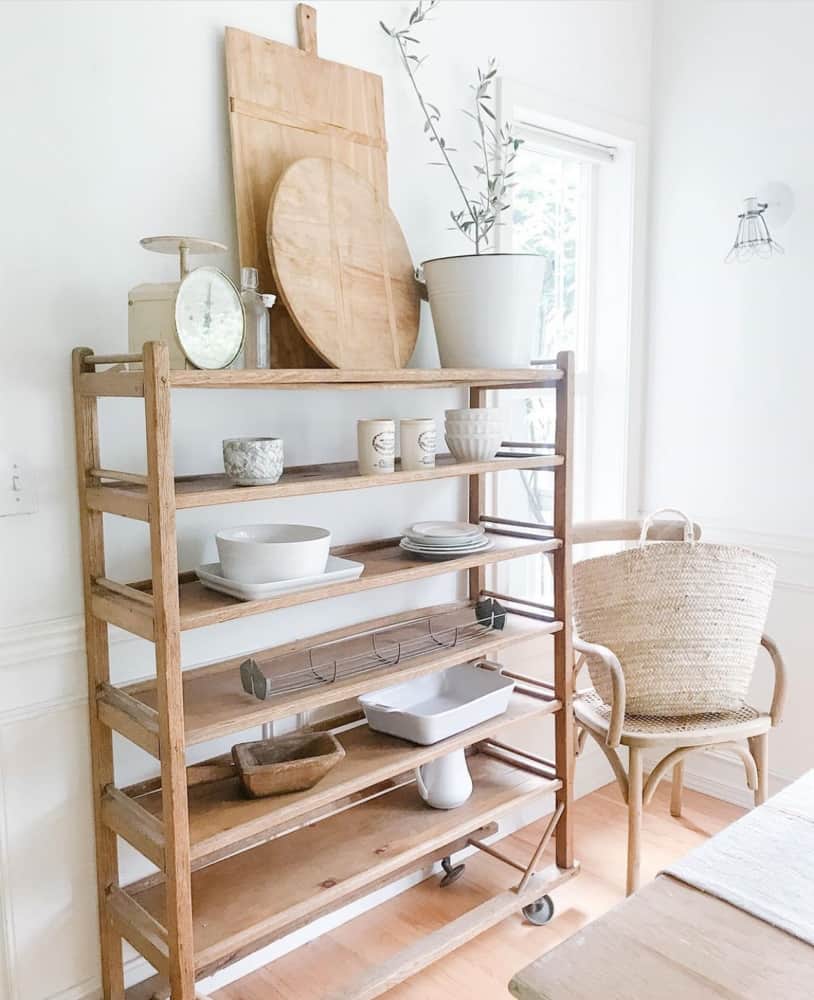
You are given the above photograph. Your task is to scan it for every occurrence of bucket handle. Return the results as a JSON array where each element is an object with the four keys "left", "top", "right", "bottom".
[{"left": 638, "top": 508, "right": 695, "bottom": 547}]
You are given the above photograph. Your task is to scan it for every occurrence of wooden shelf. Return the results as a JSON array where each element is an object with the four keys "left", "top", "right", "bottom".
[
  {"left": 120, "top": 605, "right": 559, "bottom": 746},
  {"left": 127, "top": 693, "right": 558, "bottom": 865},
  {"left": 95, "top": 534, "right": 560, "bottom": 637},
  {"left": 87, "top": 452, "right": 562, "bottom": 519},
  {"left": 168, "top": 367, "right": 562, "bottom": 390},
  {"left": 78, "top": 365, "right": 563, "bottom": 398},
  {"left": 130, "top": 753, "right": 557, "bottom": 978}
]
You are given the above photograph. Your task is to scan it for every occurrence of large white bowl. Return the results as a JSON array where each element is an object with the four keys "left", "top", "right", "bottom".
[
  {"left": 216, "top": 524, "right": 331, "bottom": 584},
  {"left": 445, "top": 433, "right": 503, "bottom": 462}
]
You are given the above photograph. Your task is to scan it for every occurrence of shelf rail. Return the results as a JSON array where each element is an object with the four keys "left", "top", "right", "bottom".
[{"left": 478, "top": 513, "right": 556, "bottom": 543}]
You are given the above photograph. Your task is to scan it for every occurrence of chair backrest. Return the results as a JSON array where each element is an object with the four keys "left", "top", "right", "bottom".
[{"left": 572, "top": 518, "right": 701, "bottom": 547}]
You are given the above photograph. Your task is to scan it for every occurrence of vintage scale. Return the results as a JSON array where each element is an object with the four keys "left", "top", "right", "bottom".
[{"left": 128, "top": 235, "right": 245, "bottom": 369}]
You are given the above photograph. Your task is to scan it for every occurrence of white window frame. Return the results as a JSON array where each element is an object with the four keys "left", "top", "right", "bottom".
[
  {"left": 494, "top": 77, "right": 650, "bottom": 525},
  {"left": 503, "top": 125, "right": 599, "bottom": 525},
  {"left": 486, "top": 80, "right": 649, "bottom": 602}
]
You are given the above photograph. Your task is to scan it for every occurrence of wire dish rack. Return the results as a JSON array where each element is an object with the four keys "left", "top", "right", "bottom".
[{"left": 240, "top": 598, "right": 507, "bottom": 701}]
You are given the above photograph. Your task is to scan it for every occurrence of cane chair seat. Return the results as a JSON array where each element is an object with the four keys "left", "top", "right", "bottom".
[{"left": 575, "top": 689, "right": 771, "bottom": 749}]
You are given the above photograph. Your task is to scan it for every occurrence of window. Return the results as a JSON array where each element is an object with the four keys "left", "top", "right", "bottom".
[
  {"left": 492, "top": 85, "right": 644, "bottom": 603},
  {"left": 508, "top": 130, "right": 596, "bottom": 527}
]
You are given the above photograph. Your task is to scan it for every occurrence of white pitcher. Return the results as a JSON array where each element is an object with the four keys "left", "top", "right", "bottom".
[{"left": 416, "top": 749, "right": 473, "bottom": 809}]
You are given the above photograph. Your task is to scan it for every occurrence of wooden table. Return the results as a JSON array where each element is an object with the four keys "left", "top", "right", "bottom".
[{"left": 509, "top": 873, "right": 814, "bottom": 999}]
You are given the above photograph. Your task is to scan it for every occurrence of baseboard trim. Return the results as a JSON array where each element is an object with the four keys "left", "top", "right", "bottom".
[{"left": 666, "top": 747, "right": 789, "bottom": 809}]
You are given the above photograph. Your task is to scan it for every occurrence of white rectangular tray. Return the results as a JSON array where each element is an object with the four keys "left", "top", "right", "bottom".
[
  {"left": 358, "top": 663, "right": 515, "bottom": 745},
  {"left": 196, "top": 556, "right": 364, "bottom": 601}
]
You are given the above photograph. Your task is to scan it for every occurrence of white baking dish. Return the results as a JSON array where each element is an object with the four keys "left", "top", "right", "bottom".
[{"left": 358, "top": 663, "right": 514, "bottom": 745}]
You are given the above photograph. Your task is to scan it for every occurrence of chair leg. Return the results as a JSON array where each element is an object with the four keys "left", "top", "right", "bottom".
[
  {"left": 626, "top": 747, "right": 643, "bottom": 896},
  {"left": 748, "top": 733, "right": 769, "bottom": 806},
  {"left": 670, "top": 760, "right": 684, "bottom": 819}
]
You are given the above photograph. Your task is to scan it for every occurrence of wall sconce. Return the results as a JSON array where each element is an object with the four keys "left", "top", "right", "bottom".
[{"left": 725, "top": 195, "right": 785, "bottom": 262}]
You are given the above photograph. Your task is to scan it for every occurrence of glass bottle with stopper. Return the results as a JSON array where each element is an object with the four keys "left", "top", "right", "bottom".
[
  {"left": 239, "top": 267, "right": 276, "bottom": 369},
  {"left": 128, "top": 236, "right": 246, "bottom": 369}
]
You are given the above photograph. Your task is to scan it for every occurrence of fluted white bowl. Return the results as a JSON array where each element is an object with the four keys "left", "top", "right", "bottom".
[
  {"left": 445, "top": 433, "right": 503, "bottom": 462},
  {"left": 445, "top": 408, "right": 508, "bottom": 423},
  {"left": 445, "top": 419, "right": 505, "bottom": 435}
]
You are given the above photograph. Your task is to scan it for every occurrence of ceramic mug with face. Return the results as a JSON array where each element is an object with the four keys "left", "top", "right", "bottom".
[{"left": 357, "top": 419, "right": 395, "bottom": 475}]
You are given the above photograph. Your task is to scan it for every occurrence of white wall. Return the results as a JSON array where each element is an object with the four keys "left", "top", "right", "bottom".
[
  {"left": 0, "top": 2, "right": 653, "bottom": 997},
  {"left": 644, "top": 0, "right": 814, "bottom": 794}
]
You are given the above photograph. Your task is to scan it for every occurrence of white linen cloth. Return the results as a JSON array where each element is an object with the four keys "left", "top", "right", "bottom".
[{"left": 665, "top": 770, "right": 814, "bottom": 945}]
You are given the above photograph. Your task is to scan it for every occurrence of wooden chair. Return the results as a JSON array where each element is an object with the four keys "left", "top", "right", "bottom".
[{"left": 571, "top": 518, "right": 787, "bottom": 896}]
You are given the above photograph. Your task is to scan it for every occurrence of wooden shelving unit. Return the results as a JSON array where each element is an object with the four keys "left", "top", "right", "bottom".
[{"left": 72, "top": 343, "right": 578, "bottom": 1000}]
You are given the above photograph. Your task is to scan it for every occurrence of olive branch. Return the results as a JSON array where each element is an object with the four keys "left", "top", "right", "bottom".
[{"left": 380, "top": 0, "right": 522, "bottom": 254}]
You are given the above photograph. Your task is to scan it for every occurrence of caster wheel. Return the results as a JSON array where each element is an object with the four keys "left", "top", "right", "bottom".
[
  {"left": 439, "top": 856, "right": 465, "bottom": 888},
  {"left": 522, "top": 894, "right": 554, "bottom": 925}
]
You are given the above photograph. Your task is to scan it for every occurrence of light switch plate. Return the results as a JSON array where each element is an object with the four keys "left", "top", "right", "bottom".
[{"left": 0, "top": 459, "right": 37, "bottom": 516}]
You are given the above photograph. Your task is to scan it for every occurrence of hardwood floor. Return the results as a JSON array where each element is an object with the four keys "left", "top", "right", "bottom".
[{"left": 215, "top": 781, "right": 743, "bottom": 999}]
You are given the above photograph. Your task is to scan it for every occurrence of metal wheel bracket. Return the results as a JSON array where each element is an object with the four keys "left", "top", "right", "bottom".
[
  {"left": 522, "top": 894, "right": 555, "bottom": 926},
  {"left": 439, "top": 856, "right": 466, "bottom": 888}
]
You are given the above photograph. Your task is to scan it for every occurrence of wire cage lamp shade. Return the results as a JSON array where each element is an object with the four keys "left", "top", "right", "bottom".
[{"left": 726, "top": 196, "right": 784, "bottom": 262}]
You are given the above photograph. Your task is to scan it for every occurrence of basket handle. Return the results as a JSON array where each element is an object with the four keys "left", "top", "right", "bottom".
[{"left": 638, "top": 508, "right": 695, "bottom": 547}]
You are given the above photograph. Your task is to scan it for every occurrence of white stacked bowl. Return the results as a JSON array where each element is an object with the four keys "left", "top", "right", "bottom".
[{"left": 444, "top": 408, "right": 506, "bottom": 462}]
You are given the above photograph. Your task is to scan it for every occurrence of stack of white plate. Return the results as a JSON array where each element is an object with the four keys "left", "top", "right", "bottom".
[
  {"left": 444, "top": 408, "right": 506, "bottom": 462},
  {"left": 400, "top": 520, "right": 493, "bottom": 560}
]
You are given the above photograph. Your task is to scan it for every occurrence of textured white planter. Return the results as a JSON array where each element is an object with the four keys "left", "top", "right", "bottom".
[{"left": 422, "top": 253, "right": 547, "bottom": 369}]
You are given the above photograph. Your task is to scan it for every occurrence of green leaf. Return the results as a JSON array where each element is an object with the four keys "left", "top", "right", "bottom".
[
  {"left": 379, "top": 21, "right": 392, "bottom": 36},
  {"left": 480, "top": 103, "right": 496, "bottom": 120}
]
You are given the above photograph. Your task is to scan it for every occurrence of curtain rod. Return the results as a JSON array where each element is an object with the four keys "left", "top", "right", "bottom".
[{"left": 515, "top": 120, "right": 617, "bottom": 161}]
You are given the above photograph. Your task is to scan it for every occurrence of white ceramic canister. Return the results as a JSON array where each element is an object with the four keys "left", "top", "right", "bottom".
[
  {"left": 400, "top": 418, "right": 436, "bottom": 471},
  {"left": 357, "top": 418, "right": 395, "bottom": 475}
]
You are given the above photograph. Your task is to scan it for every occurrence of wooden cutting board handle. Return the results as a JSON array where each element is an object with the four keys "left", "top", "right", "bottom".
[{"left": 297, "top": 3, "right": 318, "bottom": 55}]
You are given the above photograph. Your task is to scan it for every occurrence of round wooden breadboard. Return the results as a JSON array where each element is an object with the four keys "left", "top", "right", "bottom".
[{"left": 267, "top": 157, "right": 420, "bottom": 369}]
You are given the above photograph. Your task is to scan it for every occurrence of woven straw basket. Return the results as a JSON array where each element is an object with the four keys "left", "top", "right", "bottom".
[{"left": 573, "top": 509, "right": 776, "bottom": 717}]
